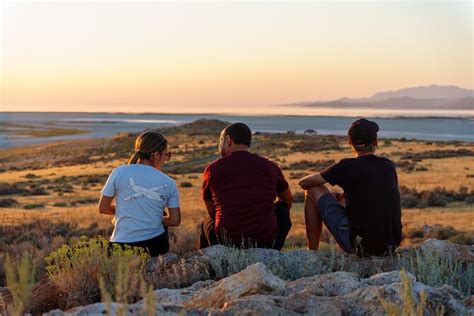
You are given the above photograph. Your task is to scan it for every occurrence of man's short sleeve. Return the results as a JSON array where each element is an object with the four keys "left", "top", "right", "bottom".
[
  {"left": 202, "top": 165, "right": 212, "bottom": 201},
  {"left": 272, "top": 162, "right": 289, "bottom": 193},
  {"left": 167, "top": 181, "right": 180, "bottom": 208},
  {"left": 320, "top": 161, "right": 345, "bottom": 186},
  {"left": 101, "top": 168, "right": 118, "bottom": 197}
]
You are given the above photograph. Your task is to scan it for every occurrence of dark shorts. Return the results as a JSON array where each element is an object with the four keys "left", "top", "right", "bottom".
[
  {"left": 317, "top": 193, "right": 352, "bottom": 253},
  {"left": 112, "top": 229, "right": 169, "bottom": 257}
]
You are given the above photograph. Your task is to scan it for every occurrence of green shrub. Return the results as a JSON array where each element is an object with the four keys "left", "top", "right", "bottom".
[
  {"left": 23, "top": 203, "right": 45, "bottom": 210},
  {"left": 45, "top": 238, "right": 150, "bottom": 308},
  {"left": 0, "top": 183, "right": 28, "bottom": 195},
  {"left": 0, "top": 198, "right": 19, "bottom": 208},
  {"left": 400, "top": 186, "right": 474, "bottom": 208},
  {"left": 180, "top": 182, "right": 193, "bottom": 188}
]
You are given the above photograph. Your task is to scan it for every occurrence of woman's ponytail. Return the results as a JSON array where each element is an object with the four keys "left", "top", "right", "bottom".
[
  {"left": 128, "top": 131, "right": 168, "bottom": 164},
  {"left": 128, "top": 151, "right": 140, "bottom": 165}
]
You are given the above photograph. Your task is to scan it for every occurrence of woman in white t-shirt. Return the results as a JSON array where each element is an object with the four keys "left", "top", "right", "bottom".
[{"left": 99, "top": 131, "right": 181, "bottom": 256}]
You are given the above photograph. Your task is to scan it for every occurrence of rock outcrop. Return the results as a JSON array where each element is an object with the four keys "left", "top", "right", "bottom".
[
  {"left": 37, "top": 239, "right": 474, "bottom": 315},
  {"left": 45, "top": 263, "right": 473, "bottom": 315}
]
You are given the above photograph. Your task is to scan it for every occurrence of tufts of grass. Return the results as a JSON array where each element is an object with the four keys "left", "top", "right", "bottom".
[
  {"left": 0, "top": 198, "right": 19, "bottom": 208},
  {"left": 399, "top": 247, "right": 474, "bottom": 296},
  {"left": 4, "top": 253, "right": 35, "bottom": 316},
  {"left": 380, "top": 269, "right": 429, "bottom": 316},
  {"left": 45, "top": 238, "right": 150, "bottom": 309}
]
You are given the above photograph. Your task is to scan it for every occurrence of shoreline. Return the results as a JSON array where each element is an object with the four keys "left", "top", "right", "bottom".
[{"left": 1, "top": 110, "right": 473, "bottom": 120}]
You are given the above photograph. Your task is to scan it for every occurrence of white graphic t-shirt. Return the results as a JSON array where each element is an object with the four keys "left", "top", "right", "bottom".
[{"left": 101, "top": 164, "right": 180, "bottom": 243}]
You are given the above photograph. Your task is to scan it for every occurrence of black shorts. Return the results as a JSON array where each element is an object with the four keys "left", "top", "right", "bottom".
[
  {"left": 112, "top": 230, "right": 169, "bottom": 257},
  {"left": 317, "top": 193, "right": 352, "bottom": 253}
]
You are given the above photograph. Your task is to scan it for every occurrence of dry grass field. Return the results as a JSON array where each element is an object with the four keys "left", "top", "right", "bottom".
[
  {"left": 1, "top": 120, "right": 472, "bottom": 248},
  {"left": 0, "top": 119, "right": 473, "bottom": 314}
]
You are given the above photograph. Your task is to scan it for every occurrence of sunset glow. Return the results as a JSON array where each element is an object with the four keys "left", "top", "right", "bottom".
[{"left": 1, "top": 1, "right": 472, "bottom": 114}]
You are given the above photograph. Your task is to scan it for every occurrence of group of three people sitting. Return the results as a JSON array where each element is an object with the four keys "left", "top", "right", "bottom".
[{"left": 99, "top": 118, "right": 402, "bottom": 257}]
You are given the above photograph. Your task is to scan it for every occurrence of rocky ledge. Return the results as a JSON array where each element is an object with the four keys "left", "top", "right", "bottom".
[{"left": 44, "top": 239, "right": 473, "bottom": 315}]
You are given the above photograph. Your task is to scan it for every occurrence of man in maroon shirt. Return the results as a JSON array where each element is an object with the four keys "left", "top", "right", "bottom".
[{"left": 197, "top": 122, "right": 293, "bottom": 250}]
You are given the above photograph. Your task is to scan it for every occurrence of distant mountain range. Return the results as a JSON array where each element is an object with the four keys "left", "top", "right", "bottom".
[{"left": 291, "top": 85, "right": 474, "bottom": 110}]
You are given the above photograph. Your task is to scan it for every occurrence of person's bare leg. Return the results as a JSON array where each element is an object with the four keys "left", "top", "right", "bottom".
[
  {"left": 304, "top": 185, "right": 331, "bottom": 250},
  {"left": 304, "top": 191, "right": 322, "bottom": 250}
]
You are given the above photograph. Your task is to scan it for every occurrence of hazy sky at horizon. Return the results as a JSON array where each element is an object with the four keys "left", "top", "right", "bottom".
[{"left": 1, "top": 1, "right": 472, "bottom": 114}]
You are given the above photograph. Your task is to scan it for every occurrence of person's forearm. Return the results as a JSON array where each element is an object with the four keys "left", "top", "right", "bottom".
[
  {"left": 299, "top": 174, "right": 318, "bottom": 189},
  {"left": 99, "top": 204, "right": 115, "bottom": 215},
  {"left": 204, "top": 200, "right": 216, "bottom": 219},
  {"left": 298, "top": 173, "right": 325, "bottom": 190},
  {"left": 162, "top": 215, "right": 179, "bottom": 227}
]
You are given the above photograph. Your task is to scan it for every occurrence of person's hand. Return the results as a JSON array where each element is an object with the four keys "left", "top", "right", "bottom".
[
  {"left": 298, "top": 178, "right": 308, "bottom": 190},
  {"left": 332, "top": 191, "right": 345, "bottom": 203}
]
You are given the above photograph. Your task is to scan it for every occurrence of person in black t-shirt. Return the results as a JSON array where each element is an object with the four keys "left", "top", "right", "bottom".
[{"left": 298, "top": 118, "right": 402, "bottom": 256}]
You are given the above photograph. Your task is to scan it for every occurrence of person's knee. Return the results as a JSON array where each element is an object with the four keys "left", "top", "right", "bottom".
[{"left": 305, "top": 185, "right": 329, "bottom": 203}]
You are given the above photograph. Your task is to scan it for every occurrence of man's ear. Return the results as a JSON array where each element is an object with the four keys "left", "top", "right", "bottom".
[{"left": 225, "top": 135, "right": 232, "bottom": 146}]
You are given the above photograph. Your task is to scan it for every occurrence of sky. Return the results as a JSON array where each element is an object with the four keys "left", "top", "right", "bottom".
[{"left": 0, "top": 0, "right": 472, "bottom": 114}]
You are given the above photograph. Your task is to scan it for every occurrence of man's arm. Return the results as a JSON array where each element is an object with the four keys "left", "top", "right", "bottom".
[
  {"left": 163, "top": 207, "right": 181, "bottom": 227},
  {"left": 277, "top": 187, "right": 293, "bottom": 209},
  {"left": 98, "top": 195, "right": 115, "bottom": 215},
  {"left": 298, "top": 173, "right": 327, "bottom": 190},
  {"left": 204, "top": 199, "right": 216, "bottom": 219}
]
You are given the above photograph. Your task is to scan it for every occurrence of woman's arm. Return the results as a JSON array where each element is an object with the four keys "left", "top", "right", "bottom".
[
  {"left": 98, "top": 195, "right": 116, "bottom": 215},
  {"left": 163, "top": 207, "right": 181, "bottom": 227}
]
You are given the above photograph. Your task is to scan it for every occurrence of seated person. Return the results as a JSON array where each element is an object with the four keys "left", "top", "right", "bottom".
[
  {"left": 197, "top": 122, "right": 293, "bottom": 250},
  {"left": 99, "top": 131, "right": 181, "bottom": 257},
  {"left": 299, "top": 118, "right": 402, "bottom": 256}
]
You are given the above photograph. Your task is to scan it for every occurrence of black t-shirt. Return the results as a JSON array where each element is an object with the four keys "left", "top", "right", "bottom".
[{"left": 321, "top": 154, "right": 402, "bottom": 255}]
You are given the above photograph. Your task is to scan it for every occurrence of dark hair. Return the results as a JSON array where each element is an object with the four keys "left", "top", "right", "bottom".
[
  {"left": 128, "top": 131, "right": 168, "bottom": 164},
  {"left": 348, "top": 118, "right": 379, "bottom": 146},
  {"left": 224, "top": 122, "right": 252, "bottom": 147}
]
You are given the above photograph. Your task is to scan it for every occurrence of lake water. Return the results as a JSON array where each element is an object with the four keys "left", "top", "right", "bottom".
[{"left": 0, "top": 112, "right": 473, "bottom": 149}]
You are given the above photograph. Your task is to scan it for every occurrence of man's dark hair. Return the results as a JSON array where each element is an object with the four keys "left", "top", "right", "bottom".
[
  {"left": 348, "top": 118, "right": 379, "bottom": 153},
  {"left": 224, "top": 122, "right": 252, "bottom": 147}
]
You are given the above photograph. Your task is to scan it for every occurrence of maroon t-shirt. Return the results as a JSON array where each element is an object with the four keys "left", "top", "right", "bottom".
[{"left": 202, "top": 151, "right": 289, "bottom": 246}]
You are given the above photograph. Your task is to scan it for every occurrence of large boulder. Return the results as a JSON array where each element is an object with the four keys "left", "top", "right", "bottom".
[
  {"left": 184, "top": 263, "right": 286, "bottom": 309},
  {"left": 413, "top": 238, "right": 473, "bottom": 263}
]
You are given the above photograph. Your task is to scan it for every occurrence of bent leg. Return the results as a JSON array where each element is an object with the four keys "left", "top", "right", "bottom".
[
  {"left": 273, "top": 201, "right": 292, "bottom": 251},
  {"left": 308, "top": 188, "right": 352, "bottom": 253},
  {"left": 304, "top": 185, "right": 330, "bottom": 250},
  {"left": 196, "top": 216, "right": 219, "bottom": 249}
]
